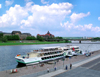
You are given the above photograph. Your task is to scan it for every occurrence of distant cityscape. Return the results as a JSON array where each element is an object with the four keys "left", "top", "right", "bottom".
[
  {"left": 0, "top": 31, "right": 55, "bottom": 40},
  {"left": 0, "top": 31, "right": 94, "bottom": 40}
]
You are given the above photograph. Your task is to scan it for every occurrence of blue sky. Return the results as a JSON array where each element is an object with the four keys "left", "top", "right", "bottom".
[{"left": 0, "top": 0, "right": 100, "bottom": 37}]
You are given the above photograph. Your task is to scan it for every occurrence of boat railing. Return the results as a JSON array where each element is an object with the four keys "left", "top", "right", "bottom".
[
  {"left": 41, "top": 53, "right": 64, "bottom": 58},
  {"left": 38, "top": 50, "right": 63, "bottom": 53},
  {"left": 32, "top": 48, "right": 62, "bottom": 52}
]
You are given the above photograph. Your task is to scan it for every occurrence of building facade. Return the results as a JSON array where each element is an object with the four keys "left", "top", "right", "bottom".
[
  {"left": 37, "top": 31, "right": 54, "bottom": 39},
  {"left": 3, "top": 31, "right": 31, "bottom": 40}
]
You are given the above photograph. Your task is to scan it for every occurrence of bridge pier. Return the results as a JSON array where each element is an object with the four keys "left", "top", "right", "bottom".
[{"left": 79, "top": 40, "right": 81, "bottom": 43}]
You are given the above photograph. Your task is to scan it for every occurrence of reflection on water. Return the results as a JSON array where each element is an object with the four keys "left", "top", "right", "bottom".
[{"left": 0, "top": 41, "right": 100, "bottom": 71}]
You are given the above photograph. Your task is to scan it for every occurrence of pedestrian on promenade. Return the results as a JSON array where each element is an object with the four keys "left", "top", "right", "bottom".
[
  {"left": 65, "top": 65, "right": 68, "bottom": 70},
  {"left": 54, "top": 61, "right": 56, "bottom": 65},
  {"left": 70, "top": 63, "right": 72, "bottom": 69},
  {"left": 54, "top": 66, "right": 56, "bottom": 71},
  {"left": 47, "top": 67, "right": 49, "bottom": 73}
]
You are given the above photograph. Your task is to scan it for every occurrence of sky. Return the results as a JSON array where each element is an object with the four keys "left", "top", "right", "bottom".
[{"left": 0, "top": 0, "right": 100, "bottom": 37}]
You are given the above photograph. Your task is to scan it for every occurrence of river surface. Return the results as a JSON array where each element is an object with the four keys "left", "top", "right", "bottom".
[{"left": 0, "top": 41, "right": 100, "bottom": 71}]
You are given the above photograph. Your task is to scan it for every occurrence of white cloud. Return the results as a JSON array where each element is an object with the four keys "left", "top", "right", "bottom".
[
  {"left": 91, "top": 26, "right": 100, "bottom": 32},
  {"left": 26, "top": 2, "right": 33, "bottom": 7},
  {"left": 0, "top": 4, "right": 28, "bottom": 27},
  {"left": 60, "top": 21, "right": 73, "bottom": 30},
  {"left": 84, "top": 24, "right": 92, "bottom": 29},
  {"left": 74, "top": 24, "right": 93, "bottom": 31},
  {"left": 21, "top": 2, "right": 73, "bottom": 29},
  {"left": 70, "top": 12, "right": 90, "bottom": 23},
  {"left": 98, "top": 17, "right": 100, "bottom": 20},
  {"left": 5, "top": 0, "right": 14, "bottom": 6},
  {"left": 41, "top": 0, "right": 49, "bottom": 4},
  {"left": 0, "top": 4, "right": 1, "bottom": 8},
  {"left": 61, "top": 20, "right": 100, "bottom": 32},
  {"left": 60, "top": 12, "right": 97, "bottom": 32}
]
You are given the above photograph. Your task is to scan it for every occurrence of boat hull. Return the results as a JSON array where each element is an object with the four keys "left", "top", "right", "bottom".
[{"left": 16, "top": 56, "right": 65, "bottom": 66}]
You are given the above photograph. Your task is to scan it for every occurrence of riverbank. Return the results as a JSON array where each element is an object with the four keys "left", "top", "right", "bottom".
[
  {"left": 0, "top": 50, "right": 100, "bottom": 77},
  {"left": 0, "top": 40, "right": 71, "bottom": 46}
]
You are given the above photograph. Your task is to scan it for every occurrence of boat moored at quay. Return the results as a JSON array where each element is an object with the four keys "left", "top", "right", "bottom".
[{"left": 15, "top": 46, "right": 82, "bottom": 65}]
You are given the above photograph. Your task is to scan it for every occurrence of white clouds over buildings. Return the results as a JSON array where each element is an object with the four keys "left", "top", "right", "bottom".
[
  {"left": 0, "top": 2, "right": 73, "bottom": 34},
  {"left": 0, "top": 1, "right": 100, "bottom": 36}
]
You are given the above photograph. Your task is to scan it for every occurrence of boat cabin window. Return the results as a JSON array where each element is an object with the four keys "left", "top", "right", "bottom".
[
  {"left": 64, "top": 49, "right": 68, "bottom": 51},
  {"left": 68, "top": 52, "right": 71, "bottom": 55}
]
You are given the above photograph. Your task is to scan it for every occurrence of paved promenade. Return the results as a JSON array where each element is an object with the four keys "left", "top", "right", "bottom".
[
  {"left": 38, "top": 53, "right": 100, "bottom": 77},
  {"left": 0, "top": 50, "right": 100, "bottom": 77}
]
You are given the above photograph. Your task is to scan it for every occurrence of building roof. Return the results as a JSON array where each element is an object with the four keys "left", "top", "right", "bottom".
[
  {"left": 47, "top": 31, "right": 50, "bottom": 34},
  {"left": 12, "top": 31, "right": 21, "bottom": 34},
  {"left": 37, "top": 31, "right": 54, "bottom": 37},
  {"left": 22, "top": 33, "right": 31, "bottom": 35}
]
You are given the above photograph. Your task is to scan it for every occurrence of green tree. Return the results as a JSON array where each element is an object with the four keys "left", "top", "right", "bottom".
[
  {"left": 56, "top": 36, "right": 63, "bottom": 39},
  {"left": 0, "top": 33, "right": 3, "bottom": 38},
  {"left": 12, "top": 35, "right": 19, "bottom": 40},
  {"left": 65, "top": 40, "right": 69, "bottom": 43},
  {"left": 26, "top": 36, "right": 36, "bottom": 40},
  {"left": 5, "top": 35, "right": 13, "bottom": 40},
  {"left": 37, "top": 35, "right": 44, "bottom": 41},
  {"left": 0, "top": 33, "right": 3, "bottom": 41},
  {"left": 2, "top": 36, "right": 8, "bottom": 42},
  {"left": 93, "top": 37, "right": 100, "bottom": 40},
  {"left": 65, "top": 39, "right": 71, "bottom": 43}
]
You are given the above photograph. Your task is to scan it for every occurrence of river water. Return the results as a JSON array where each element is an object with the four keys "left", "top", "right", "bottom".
[{"left": 0, "top": 41, "right": 100, "bottom": 71}]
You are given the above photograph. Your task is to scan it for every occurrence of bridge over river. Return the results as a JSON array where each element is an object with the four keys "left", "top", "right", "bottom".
[{"left": 45, "top": 39, "right": 100, "bottom": 43}]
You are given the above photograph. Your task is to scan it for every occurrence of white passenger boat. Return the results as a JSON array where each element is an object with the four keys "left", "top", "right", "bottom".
[
  {"left": 15, "top": 46, "right": 66, "bottom": 65},
  {"left": 15, "top": 46, "right": 81, "bottom": 65}
]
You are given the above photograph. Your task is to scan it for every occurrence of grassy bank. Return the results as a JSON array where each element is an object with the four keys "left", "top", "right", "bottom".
[{"left": 0, "top": 40, "right": 71, "bottom": 46}]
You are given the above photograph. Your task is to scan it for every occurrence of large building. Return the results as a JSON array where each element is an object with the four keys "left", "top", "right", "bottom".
[
  {"left": 37, "top": 31, "right": 54, "bottom": 39},
  {"left": 3, "top": 31, "right": 31, "bottom": 40}
]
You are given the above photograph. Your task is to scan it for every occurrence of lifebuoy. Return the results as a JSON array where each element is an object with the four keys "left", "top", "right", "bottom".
[{"left": 11, "top": 69, "right": 17, "bottom": 73}]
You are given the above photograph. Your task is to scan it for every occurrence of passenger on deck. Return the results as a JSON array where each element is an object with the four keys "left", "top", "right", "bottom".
[{"left": 27, "top": 53, "right": 29, "bottom": 58}]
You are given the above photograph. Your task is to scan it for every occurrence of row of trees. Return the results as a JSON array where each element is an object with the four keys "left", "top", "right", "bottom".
[
  {"left": 0, "top": 33, "right": 63, "bottom": 42},
  {"left": 93, "top": 37, "right": 100, "bottom": 40},
  {"left": 0, "top": 33, "right": 20, "bottom": 42}
]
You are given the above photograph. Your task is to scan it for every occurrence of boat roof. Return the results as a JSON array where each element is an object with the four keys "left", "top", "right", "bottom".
[
  {"left": 69, "top": 46, "right": 79, "bottom": 48},
  {"left": 60, "top": 47, "right": 69, "bottom": 49},
  {"left": 41, "top": 46, "right": 61, "bottom": 49},
  {"left": 38, "top": 50, "right": 62, "bottom": 53}
]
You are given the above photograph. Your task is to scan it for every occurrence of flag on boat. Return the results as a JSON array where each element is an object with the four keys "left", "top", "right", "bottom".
[{"left": 72, "top": 48, "right": 75, "bottom": 51}]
